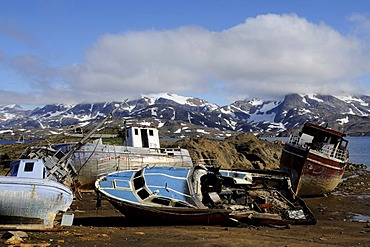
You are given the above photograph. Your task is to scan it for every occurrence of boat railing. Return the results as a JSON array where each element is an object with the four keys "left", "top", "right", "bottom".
[
  {"left": 287, "top": 135, "right": 347, "bottom": 162},
  {"left": 95, "top": 149, "right": 193, "bottom": 178},
  {"left": 155, "top": 147, "right": 184, "bottom": 154},
  {"left": 287, "top": 135, "right": 300, "bottom": 145},
  {"left": 319, "top": 144, "right": 347, "bottom": 161},
  {"left": 96, "top": 159, "right": 189, "bottom": 178}
]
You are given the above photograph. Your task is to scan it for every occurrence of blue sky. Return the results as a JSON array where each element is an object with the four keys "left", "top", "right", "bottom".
[{"left": 1, "top": 0, "right": 370, "bottom": 107}]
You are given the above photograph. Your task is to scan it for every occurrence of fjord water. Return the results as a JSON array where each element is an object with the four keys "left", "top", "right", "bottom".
[
  {"left": 0, "top": 139, "right": 35, "bottom": 145},
  {"left": 346, "top": 136, "right": 370, "bottom": 169},
  {"left": 267, "top": 136, "right": 370, "bottom": 169}
]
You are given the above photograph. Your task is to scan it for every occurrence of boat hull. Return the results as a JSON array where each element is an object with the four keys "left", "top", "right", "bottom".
[
  {"left": 95, "top": 167, "right": 316, "bottom": 226},
  {"left": 108, "top": 199, "right": 231, "bottom": 225},
  {"left": 0, "top": 177, "right": 73, "bottom": 228},
  {"left": 281, "top": 144, "right": 346, "bottom": 196},
  {"left": 104, "top": 194, "right": 314, "bottom": 226},
  {"left": 53, "top": 143, "right": 193, "bottom": 187}
]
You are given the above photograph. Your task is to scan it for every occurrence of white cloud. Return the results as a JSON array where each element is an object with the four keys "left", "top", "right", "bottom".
[
  {"left": 2, "top": 13, "right": 370, "bottom": 105},
  {"left": 348, "top": 13, "right": 370, "bottom": 40}
]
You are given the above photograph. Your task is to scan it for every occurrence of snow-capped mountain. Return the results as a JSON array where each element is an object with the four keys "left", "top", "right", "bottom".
[{"left": 0, "top": 93, "right": 369, "bottom": 138}]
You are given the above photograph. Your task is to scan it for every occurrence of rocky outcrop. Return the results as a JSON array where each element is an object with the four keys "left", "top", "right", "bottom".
[
  {"left": 1, "top": 133, "right": 284, "bottom": 174},
  {"left": 164, "top": 133, "right": 284, "bottom": 170}
]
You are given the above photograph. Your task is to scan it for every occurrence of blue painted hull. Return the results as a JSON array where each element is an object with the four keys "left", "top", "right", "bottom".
[{"left": 95, "top": 166, "right": 316, "bottom": 226}]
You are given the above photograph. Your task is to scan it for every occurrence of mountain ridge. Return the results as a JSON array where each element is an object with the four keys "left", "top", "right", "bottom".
[{"left": 0, "top": 93, "right": 369, "bottom": 138}]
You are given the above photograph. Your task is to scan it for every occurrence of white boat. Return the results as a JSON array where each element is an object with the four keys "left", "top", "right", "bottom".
[
  {"left": 0, "top": 102, "right": 126, "bottom": 229},
  {"left": 50, "top": 125, "right": 193, "bottom": 186},
  {"left": 0, "top": 159, "right": 73, "bottom": 229}
]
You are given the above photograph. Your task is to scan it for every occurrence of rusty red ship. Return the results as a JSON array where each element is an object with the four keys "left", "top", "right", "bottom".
[{"left": 280, "top": 122, "right": 349, "bottom": 196}]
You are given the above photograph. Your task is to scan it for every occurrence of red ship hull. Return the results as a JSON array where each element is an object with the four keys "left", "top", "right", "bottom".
[
  {"left": 280, "top": 123, "right": 348, "bottom": 196},
  {"left": 281, "top": 144, "right": 346, "bottom": 196}
]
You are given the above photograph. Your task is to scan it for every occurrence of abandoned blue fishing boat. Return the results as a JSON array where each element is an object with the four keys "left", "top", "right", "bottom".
[{"left": 95, "top": 165, "right": 316, "bottom": 226}]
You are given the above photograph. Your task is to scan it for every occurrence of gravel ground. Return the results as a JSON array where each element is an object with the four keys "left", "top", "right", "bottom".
[{"left": 1, "top": 170, "right": 370, "bottom": 247}]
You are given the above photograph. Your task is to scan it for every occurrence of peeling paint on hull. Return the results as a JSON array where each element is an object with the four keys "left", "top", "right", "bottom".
[
  {"left": 55, "top": 143, "right": 193, "bottom": 186},
  {"left": 0, "top": 177, "right": 73, "bottom": 228},
  {"left": 296, "top": 172, "right": 343, "bottom": 196},
  {"left": 297, "top": 151, "right": 345, "bottom": 196},
  {"left": 281, "top": 145, "right": 347, "bottom": 196}
]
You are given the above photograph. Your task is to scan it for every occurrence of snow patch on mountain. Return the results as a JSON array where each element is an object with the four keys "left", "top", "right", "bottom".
[
  {"left": 344, "top": 108, "right": 355, "bottom": 115},
  {"left": 0, "top": 104, "right": 21, "bottom": 110},
  {"left": 137, "top": 121, "right": 152, "bottom": 126},
  {"left": 337, "top": 116, "right": 349, "bottom": 125},
  {"left": 249, "top": 98, "right": 264, "bottom": 106},
  {"left": 299, "top": 94, "right": 324, "bottom": 104},
  {"left": 77, "top": 114, "right": 95, "bottom": 122},
  {"left": 334, "top": 95, "right": 368, "bottom": 106},
  {"left": 0, "top": 129, "right": 13, "bottom": 134},
  {"left": 220, "top": 106, "right": 235, "bottom": 116},
  {"left": 266, "top": 122, "right": 286, "bottom": 132},
  {"left": 196, "top": 129, "right": 210, "bottom": 134},
  {"left": 1, "top": 113, "right": 16, "bottom": 121},
  {"left": 248, "top": 101, "right": 278, "bottom": 123},
  {"left": 298, "top": 109, "right": 311, "bottom": 115},
  {"left": 151, "top": 108, "right": 158, "bottom": 116},
  {"left": 224, "top": 118, "right": 237, "bottom": 129},
  {"left": 157, "top": 121, "right": 166, "bottom": 128},
  {"left": 142, "top": 93, "right": 195, "bottom": 106},
  {"left": 142, "top": 93, "right": 219, "bottom": 110},
  {"left": 57, "top": 103, "right": 76, "bottom": 109}
]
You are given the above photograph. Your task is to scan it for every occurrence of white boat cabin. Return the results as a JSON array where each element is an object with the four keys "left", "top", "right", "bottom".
[
  {"left": 9, "top": 159, "right": 47, "bottom": 179},
  {"left": 122, "top": 126, "right": 160, "bottom": 148}
]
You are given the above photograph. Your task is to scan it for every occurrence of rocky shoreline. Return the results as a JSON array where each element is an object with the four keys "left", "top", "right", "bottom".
[
  {"left": 1, "top": 168, "right": 369, "bottom": 246},
  {"left": 1, "top": 134, "right": 369, "bottom": 246},
  {"left": 0, "top": 171, "right": 370, "bottom": 247}
]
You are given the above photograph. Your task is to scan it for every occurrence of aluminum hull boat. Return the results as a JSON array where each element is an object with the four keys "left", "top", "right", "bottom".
[
  {"left": 0, "top": 177, "right": 73, "bottom": 228},
  {"left": 47, "top": 125, "right": 193, "bottom": 187},
  {"left": 53, "top": 142, "right": 193, "bottom": 187},
  {"left": 0, "top": 159, "right": 73, "bottom": 229}
]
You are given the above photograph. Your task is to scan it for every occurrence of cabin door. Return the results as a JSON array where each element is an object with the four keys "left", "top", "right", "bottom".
[{"left": 141, "top": 129, "right": 149, "bottom": 148}]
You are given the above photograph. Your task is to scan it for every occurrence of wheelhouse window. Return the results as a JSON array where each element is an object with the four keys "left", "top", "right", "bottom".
[
  {"left": 54, "top": 150, "right": 65, "bottom": 159},
  {"left": 174, "top": 201, "right": 192, "bottom": 208},
  {"left": 149, "top": 129, "right": 154, "bottom": 136},
  {"left": 137, "top": 189, "right": 150, "bottom": 199},
  {"left": 10, "top": 160, "right": 20, "bottom": 176},
  {"left": 134, "top": 129, "right": 139, "bottom": 135},
  {"left": 133, "top": 170, "right": 145, "bottom": 190},
  {"left": 134, "top": 170, "right": 142, "bottom": 178},
  {"left": 133, "top": 176, "right": 145, "bottom": 190},
  {"left": 151, "top": 197, "right": 171, "bottom": 206},
  {"left": 132, "top": 169, "right": 151, "bottom": 199},
  {"left": 24, "top": 162, "right": 34, "bottom": 172}
]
